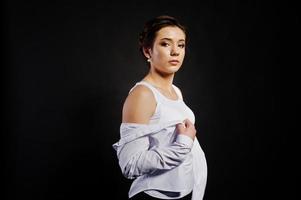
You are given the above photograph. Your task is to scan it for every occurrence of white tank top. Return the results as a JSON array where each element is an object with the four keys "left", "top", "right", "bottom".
[
  {"left": 129, "top": 80, "right": 195, "bottom": 126},
  {"left": 128, "top": 80, "right": 197, "bottom": 199}
]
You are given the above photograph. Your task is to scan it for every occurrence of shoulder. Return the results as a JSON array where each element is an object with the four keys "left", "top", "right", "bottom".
[
  {"left": 122, "top": 84, "right": 156, "bottom": 124},
  {"left": 128, "top": 84, "right": 155, "bottom": 99}
]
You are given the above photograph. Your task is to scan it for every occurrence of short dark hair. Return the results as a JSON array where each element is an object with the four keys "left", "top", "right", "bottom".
[{"left": 138, "top": 15, "right": 187, "bottom": 57}]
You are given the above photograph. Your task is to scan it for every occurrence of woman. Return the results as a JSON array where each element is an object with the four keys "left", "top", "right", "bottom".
[{"left": 113, "top": 15, "right": 207, "bottom": 200}]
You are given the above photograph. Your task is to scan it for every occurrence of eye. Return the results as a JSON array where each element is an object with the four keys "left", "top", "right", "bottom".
[
  {"left": 160, "top": 42, "right": 170, "bottom": 47},
  {"left": 178, "top": 44, "right": 185, "bottom": 48}
]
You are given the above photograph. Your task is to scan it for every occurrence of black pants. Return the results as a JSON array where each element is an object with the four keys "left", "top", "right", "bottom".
[{"left": 130, "top": 191, "right": 192, "bottom": 200}]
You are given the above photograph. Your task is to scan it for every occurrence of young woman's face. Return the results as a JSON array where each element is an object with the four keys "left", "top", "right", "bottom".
[{"left": 147, "top": 26, "right": 186, "bottom": 75}]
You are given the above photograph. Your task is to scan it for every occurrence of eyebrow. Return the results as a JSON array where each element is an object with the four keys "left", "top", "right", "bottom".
[{"left": 160, "top": 38, "right": 185, "bottom": 42}]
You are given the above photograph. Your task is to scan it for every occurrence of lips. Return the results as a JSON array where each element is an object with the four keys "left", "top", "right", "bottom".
[{"left": 169, "top": 60, "right": 180, "bottom": 65}]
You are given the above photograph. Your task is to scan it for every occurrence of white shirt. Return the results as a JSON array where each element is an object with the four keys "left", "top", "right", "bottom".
[{"left": 112, "top": 81, "right": 207, "bottom": 199}]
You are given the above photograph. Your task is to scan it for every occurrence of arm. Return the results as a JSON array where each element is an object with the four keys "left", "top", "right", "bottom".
[
  {"left": 119, "top": 85, "right": 195, "bottom": 179},
  {"left": 118, "top": 129, "right": 193, "bottom": 179}
]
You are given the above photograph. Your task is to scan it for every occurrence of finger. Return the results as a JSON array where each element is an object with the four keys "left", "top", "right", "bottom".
[
  {"left": 180, "top": 120, "right": 187, "bottom": 127},
  {"left": 185, "top": 119, "right": 192, "bottom": 127},
  {"left": 176, "top": 123, "right": 185, "bottom": 132},
  {"left": 187, "top": 121, "right": 196, "bottom": 131},
  {"left": 177, "top": 123, "right": 185, "bottom": 128}
]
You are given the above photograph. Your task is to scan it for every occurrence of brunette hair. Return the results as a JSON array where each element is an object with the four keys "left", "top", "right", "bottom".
[{"left": 138, "top": 15, "right": 187, "bottom": 58}]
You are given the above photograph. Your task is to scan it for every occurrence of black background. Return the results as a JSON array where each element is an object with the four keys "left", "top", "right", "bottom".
[{"left": 3, "top": 0, "right": 298, "bottom": 199}]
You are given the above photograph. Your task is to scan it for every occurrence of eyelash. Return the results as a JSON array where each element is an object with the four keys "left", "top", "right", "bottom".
[{"left": 160, "top": 42, "right": 185, "bottom": 48}]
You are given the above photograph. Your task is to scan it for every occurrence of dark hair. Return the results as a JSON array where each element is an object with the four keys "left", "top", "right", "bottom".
[{"left": 138, "top": 15, "right": 187, "bottom": 57}]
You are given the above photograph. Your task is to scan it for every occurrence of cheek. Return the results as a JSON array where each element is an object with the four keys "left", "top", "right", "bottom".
[{"left": 154, "top": 48, "right": 169, "bottom": 60}]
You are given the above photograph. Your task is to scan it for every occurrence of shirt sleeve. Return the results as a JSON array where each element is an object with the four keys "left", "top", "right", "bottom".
[{"left": 117, "top": 133, "right": 194, "bottom": 179}]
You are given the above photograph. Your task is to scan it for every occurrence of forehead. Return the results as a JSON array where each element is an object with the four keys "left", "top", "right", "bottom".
[{"left": 155, "top": 26, "right": 186, "bottom": 41}]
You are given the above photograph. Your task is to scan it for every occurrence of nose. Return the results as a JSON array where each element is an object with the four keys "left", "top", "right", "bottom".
[{"left": 170, "top": 45, "right": 180, "bottom": 56}]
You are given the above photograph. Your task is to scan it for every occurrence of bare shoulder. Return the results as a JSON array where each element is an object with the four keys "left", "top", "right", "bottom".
[{"left": 122, "top": 85, "right": 156, "bottom": 124}]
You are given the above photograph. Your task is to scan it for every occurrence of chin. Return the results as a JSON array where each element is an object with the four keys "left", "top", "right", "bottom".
[
  {"left": 170, "top": 68, "right": 180, "bottom": 73},
  {"left": 162, "top": 67, "right": 181, "bottom": 75},
  {"left": 156, "top": 64, "right": 181, "bottom": 75},
  {"left": 169, "top": 65, "right": 181, "bottom": 72}
]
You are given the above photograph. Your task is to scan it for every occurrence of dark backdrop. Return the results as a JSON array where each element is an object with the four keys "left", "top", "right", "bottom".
[{"left": 3, "top": 1, "right": 298, "bottom": 200}]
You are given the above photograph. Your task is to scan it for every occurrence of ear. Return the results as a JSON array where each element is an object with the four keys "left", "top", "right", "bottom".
[{"left": 142, "top": 47, "right": 152, "bottom": 59}]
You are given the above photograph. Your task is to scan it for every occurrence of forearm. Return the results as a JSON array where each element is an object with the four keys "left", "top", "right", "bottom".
[{"left": 118, "top": 134, "right": 193, "bottom": 179}]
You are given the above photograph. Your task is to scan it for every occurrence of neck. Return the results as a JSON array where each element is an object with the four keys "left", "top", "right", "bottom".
[{"left": 143, "top": 67, "right": 175, "bottom": 92}]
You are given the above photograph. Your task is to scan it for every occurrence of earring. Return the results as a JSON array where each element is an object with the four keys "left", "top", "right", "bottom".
[{"left": 147, "top": 58, "right": 151, "bottom": 62}]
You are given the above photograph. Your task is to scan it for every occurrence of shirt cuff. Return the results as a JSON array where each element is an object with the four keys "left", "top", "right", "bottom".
[{"left": 176, "top": 134, "right": 194, "bottom": 148}]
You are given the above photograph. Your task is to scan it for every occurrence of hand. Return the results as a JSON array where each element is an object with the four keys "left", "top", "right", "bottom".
[{"left": 176, "top": 119, "right": 196, "bottom": 140}]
